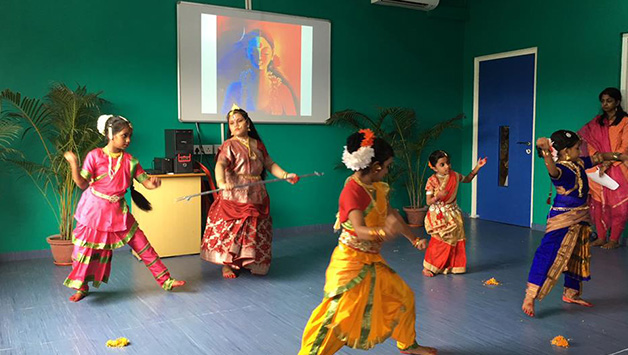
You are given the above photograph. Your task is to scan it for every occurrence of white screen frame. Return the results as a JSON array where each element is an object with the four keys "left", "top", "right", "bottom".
[{"left": 177, "top": 2, "right": 331, "bottom": 124}]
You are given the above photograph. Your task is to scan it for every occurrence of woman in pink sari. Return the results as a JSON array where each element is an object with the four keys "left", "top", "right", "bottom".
[
  {"left": 63, "top": 115, "right": 185, "bottom": 302},
  {"left": 578, "top": 87, "right": 628, "bottom": 249}
]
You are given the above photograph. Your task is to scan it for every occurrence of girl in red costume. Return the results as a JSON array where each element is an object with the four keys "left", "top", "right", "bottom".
[
  {"left": 422, "top": 150, "right": 486, "bottom": 277},
  {"left": 201, "top": 108, "right": 298, "bottom": 278}
]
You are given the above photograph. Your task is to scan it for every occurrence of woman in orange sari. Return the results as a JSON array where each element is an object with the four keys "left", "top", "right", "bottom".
[
  {"left": 298, "top": 130, "right": 437, "bottom": 355},
  {"left": 578, "top": 87, "right": 628, "bottom": 249},
  {"left": 422, "top": 150, "right": 486, "bottom": 277}
]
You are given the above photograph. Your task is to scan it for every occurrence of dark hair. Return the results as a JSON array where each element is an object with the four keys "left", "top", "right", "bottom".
[
  {"left": 226, "top": 108, "right": 267, "bottom": 179},
  {"left": 104, "top": 115, "right": 132, "bottom": 141},
  {"left": 104, "top": 115, "right": 152, "bottom": 212},
  {"left": 428, "top": 150, "right": 450, "bottom": 167},
  {"left": 346, "top": 131, "right": 394, "bottom": 174},
  {"left": 536, "top": 129, "right": 580, "bottom": 158},
  {"left": 598, "top": 87, "right": 627, "bottom": 126}
]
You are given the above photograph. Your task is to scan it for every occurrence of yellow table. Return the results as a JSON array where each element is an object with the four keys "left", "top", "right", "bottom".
[{"left": 131, "top": 173, "right": 204, "bottom": 258}]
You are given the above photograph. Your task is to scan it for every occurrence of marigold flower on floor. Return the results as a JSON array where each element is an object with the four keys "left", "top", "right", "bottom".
[
  {"left": 106, "top": 337, "right": 130, "bottom": 348},
  {"left": 483, "top": 277, "right": 500, "bottom": 286},
  {"left": 551, "top": 335, "right": 569, "bottom": 348}
]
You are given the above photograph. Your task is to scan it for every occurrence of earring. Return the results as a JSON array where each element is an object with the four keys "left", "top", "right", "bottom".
[
  {"left": 248, "top": 127, "right": 251, "bottom": 132},
  {"left": 374, "top": 167, "right": 382, "bottom": 172},
  {"left": 565, "top": 153, "right": 571, "bottom": 160}
]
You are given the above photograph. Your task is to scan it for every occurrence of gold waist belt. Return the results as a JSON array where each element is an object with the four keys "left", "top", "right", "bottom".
[
  {"left": 551, "top": 205, "right": 589, "bottom": 211},
  {"left": 338, "top": 230, "right": 381, "bottom": 254},
  {"left": 91, "top": 188, "right": 124, "bottom": 203},
  {"left": 238, "top": 174, "right": 261, "bottom": 180}
]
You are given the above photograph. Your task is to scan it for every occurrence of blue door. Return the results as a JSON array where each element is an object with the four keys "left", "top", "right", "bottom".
[{"left": 477, "top": 53, "right": 535, "bottom": 227}]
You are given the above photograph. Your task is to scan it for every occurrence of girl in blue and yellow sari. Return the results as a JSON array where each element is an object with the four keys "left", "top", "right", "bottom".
[
  {"left": 299, "top": 130, "right": 437, "bottom": 355},
  {"left": 522, "top": 130, "right": 628, "bottom": 317}
]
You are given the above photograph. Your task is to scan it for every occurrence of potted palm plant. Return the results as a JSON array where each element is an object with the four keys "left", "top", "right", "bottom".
[
  {"left": 327, "top": 107, "right": 462, "bottom": 226},
  {"left": 0, "top": 84, "right": 107, "bottom": 265}
]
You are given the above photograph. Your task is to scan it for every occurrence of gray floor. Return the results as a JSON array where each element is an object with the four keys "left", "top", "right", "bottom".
[{"left": 1, "top": 219, "right": 628, "bottom": 355}]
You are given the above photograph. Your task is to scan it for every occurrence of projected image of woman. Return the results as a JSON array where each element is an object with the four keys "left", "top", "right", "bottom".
[{"left": 221, "top": 30, "right": 298, "bottom": 116}]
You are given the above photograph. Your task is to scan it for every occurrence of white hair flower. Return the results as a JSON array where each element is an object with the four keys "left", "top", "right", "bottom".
[
  {"left": 548, "top": 138, "right": 558, "bottom": 162},
  {"left": 342, "top": 146, "right": 375, "bottom": 171},
  {"left": 97, "top": 114, "right": 113, "bottom": 136}
]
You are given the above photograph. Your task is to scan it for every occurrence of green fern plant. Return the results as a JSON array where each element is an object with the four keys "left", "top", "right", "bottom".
[
  {"left": 327, "top": 107, "right": 462, "bottom": 208},
  {"left": 0, "top": 84, "right": 107, "bottom": 240}
]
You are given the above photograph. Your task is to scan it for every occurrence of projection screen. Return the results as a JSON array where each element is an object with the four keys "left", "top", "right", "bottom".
[{"left": 177, "top": 2, "right": 331, "bottom": 123}]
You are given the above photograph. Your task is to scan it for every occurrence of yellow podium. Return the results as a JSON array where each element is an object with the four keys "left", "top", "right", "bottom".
[{"left": 131, "top": 173, "right": 204, "bottom": 258}]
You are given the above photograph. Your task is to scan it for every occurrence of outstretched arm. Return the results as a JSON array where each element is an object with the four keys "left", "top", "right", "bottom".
[
  {"left": 591, "top": 152, "right": 628, "bottom": 166},
  {"left": 269, "top": 162, "right": 298, "bottom": 184},
  {"left": 64, "top": 152, "right": 89, "bottom": 190},
  {"left": 462, "top": 157, "right": 487, "bottom": 183}
]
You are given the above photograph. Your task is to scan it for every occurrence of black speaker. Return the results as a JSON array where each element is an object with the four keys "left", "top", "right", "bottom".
[
  {"left": 153, "top": 157, "right": 173, "bottom": 174},
  {"left": 165, "top": 129, "right": 194, "bottom": 173},
  {"left": 165, "top": 129, "right": 193, "bottom": 156}
]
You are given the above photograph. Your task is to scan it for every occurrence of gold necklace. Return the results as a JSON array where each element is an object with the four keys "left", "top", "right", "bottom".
[
  {"left": 234, "top": 136, "right": 256, "bottom": 160},
  {"left": 557, "top": 160, "right": 583, "bottom": 197}
]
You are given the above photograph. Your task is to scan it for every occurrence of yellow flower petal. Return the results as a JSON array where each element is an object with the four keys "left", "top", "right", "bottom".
[{"left": 106, "top": 337, "right": 130, "bottom": 348}]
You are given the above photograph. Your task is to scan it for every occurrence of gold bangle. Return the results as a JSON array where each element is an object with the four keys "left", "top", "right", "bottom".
[
  {"left": 368, "top": 228, "right": 386, "bottom": 241},
  {"left": 412, "top": 238, "right": 422, "bottom": 248},
  {"left": 612, "top": 153, "right": 621, "bottom": 160},
  {"left": 541, "top": 150, "right": 551, "bottom": 157},
  {"left": 282, "top": 172, "right": 288, "bottom": 179}
]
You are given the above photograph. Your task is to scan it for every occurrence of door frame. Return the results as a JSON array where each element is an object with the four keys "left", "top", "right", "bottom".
[{"left": 471, "top": 47, "right": 538, "bottom": 227}]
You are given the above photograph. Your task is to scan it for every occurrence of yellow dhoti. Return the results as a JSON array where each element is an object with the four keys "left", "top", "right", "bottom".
[{"left": 299, "top": 244, "right": 417, "bottom": 354}]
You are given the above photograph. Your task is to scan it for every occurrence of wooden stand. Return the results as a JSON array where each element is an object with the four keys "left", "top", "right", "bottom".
[{"left": 131, "top": 173, "right": 204, "bottom": 258}]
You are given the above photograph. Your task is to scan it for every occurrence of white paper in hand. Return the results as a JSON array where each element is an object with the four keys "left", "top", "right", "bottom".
[{"left": 586, "top": 167, "right": 619, "bottom": 190}]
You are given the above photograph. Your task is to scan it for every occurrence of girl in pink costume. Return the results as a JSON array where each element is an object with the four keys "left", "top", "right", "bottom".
[{"left": 63, "top": 115, "right": 185, "bottom": 302}]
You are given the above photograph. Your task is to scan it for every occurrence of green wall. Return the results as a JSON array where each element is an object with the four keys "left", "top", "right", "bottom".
[
  {"left": 0, "top": 0, "right": 464, "bottom": 253},
  {"left": 459, "top": 0, "right": 628, "bottom": 226}
]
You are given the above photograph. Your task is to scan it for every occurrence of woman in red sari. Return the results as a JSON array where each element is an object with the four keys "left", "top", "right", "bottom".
[
  {"left": 578, "top": 87, "right": 628, "bottom": 249},
  {"left": 422, "top": 150, "right": 486, "bottom": 277},
  {"left": 200, "top": 108, "right": 298, "bottom": 278}
]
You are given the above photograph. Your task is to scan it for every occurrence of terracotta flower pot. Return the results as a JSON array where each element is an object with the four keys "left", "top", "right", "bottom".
[
  {"left": 46, "top": 235, "right": 73, "bottom": 266},
  {"left": 403, "top": 206, "right": 428, "bottom": 227}
]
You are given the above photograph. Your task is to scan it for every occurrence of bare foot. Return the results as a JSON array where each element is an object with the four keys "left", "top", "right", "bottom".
[
  {"left": 521, "top": 295, "right": 535, "bottom": 317},
  {"left": 400, "top": 344, "right": 438, "bottom": 355},
  {"left": 422, "top": 269, "right": 435, "bottom": 278},
  {"left": 601, "top": 241, "right": 619, "bottom": 249},
  {"left": 562, "top": 296, "right": 593, "bottom": 307},
  {"left": 171, "top": 280, "right": 186, "bottom": 289},
  {"left": 222, "top": 265, "right": 237, "bottom": 279},
  {"left": 69, "top": 291, "right": 88, "bottom": 302},
  {"left": 590, "top": 238, "right": 606, "bottom": 247}
]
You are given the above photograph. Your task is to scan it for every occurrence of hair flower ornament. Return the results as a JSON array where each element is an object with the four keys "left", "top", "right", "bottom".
[
  {"left": 548, "top": 138, "right": 559, "bottom": 162},
  {"left": 342, "top": 129, "right": 376, "bottom": 171},
  {"left": 97, "top": 115, "right": 113, "bottom": 136}
]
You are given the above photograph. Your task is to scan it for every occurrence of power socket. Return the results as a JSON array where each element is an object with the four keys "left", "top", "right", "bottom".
[{"left": 193, "top": 145, "right": 214, "bottom": 155}]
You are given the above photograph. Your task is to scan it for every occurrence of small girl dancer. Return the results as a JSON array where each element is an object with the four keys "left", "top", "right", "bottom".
[
  {"left": 299, "top": 129, "right": 437, "bottom": 355},
  {"left": 63, "top": 115, "right": 185, "bottom": 302},
  {"left": 522, "top": 130, "right": 628, "bottom": 317},
  {"left": 422, "top": 150, "right": 486, "bottom": 277}
]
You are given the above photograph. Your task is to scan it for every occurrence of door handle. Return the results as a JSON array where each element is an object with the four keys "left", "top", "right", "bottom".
[{"left": 516, "top": 141, "right": 531, "bottom": 146}]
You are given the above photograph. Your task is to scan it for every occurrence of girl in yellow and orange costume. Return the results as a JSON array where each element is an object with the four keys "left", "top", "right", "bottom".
[
  {"left": 422, "top": 150, "right": 486, "bottom": 277},
  {"left": 298, "top": 130, "right": 437, "bottom": 355}
]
